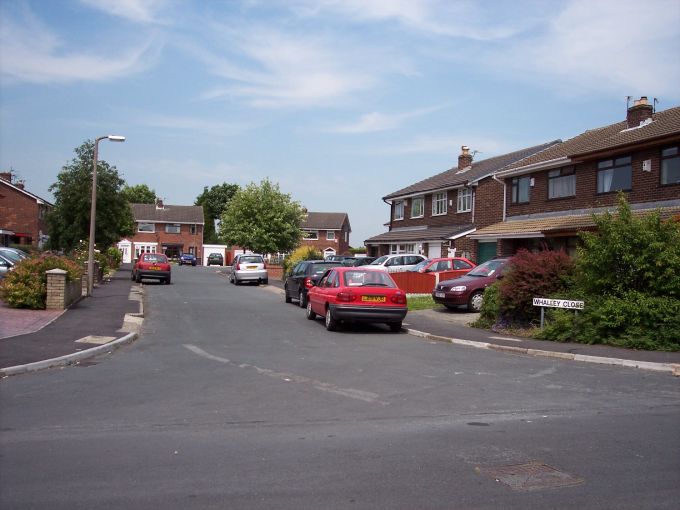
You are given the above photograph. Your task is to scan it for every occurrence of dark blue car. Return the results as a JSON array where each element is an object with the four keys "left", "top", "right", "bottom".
[{"left": 179, "top": 253, "right": 197, "bottom": 266}]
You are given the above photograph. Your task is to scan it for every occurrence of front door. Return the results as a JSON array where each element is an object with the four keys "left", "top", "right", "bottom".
[
  {"left": 428, "top": 242, "right": 441, "bottom": 258},
  {"left": 477, "top": 242, "right": 497, "bottom": 264}
]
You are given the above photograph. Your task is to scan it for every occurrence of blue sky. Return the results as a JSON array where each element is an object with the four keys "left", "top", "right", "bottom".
[{"left": 1, "top": 0, "right": 679, "bottom": 246}]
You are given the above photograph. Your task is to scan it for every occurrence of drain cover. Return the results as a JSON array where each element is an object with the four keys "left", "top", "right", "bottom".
[
  {"left": 476, "top": 461, "right": 584, "bottom": 492},
  {"left": 75, "top": 335, "right": 116, "bottom": 345}
]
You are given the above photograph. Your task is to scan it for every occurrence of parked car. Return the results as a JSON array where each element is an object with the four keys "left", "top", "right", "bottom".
[
  {"left": 207, "top": 253, "right": 224, "bottom": 266},
  {"left": 179, "top": 253, "right": 197, "bottom": 266},
  {"left": 230, "top": 254, "right": 268, "bottom": 285},
  {"left": 306, "top": 266, "right": 408, "bottom": 332},
  {"left": 432, "top": 257, "right": 511, "bottom": 312},
  {"left": 346, "top": 256, "right": 378, "bottom": 266},
  {"left": 0, "top": 253, "right": 15, "bottom": 280},
  {"left": 325, "top": 255, "right": 356, "bottom": 264},
  {"left": 132, "top": 253, "right": 172, "bottom": 284},
  {"left": 0, "top": 247, "right": 29, "bottom": 260},
  {"left": 284, "top": 259, "right": 343, "bottom": 308},
  {"left": 369, "top": 254, "right": 426, "bottom": 272},
  {"left": 409, "top": 257, "right": 476, "bottom": 277}
]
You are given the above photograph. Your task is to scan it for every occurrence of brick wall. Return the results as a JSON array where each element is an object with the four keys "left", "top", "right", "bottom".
[
  {"left": 46, "top": 269, "right": 83, "bottom": 310},
  {"left": 130, "top": 223, "right": 204, "bottom": 257},
  {"left": 0, "top": 182, "right": 50, "bottom": 247},
  {"left": 301, "top": 227, "right": 351, "bottom": 255}
]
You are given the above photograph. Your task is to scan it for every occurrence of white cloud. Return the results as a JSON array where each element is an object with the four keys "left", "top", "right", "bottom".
[
  {"left": 137, "top": 113, "right": 256, "bottom": 137},
  {"left": 79, "top": 0, "right": 169, "bottom": 24},
  {"left": 330, "top": 105, "right": 448, "bottom": 134},
  {"left": 0, "top": 8, "right": 159, "bottom": 84}
]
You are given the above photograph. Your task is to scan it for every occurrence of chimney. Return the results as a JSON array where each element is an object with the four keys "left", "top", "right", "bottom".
[
  {"left": 627, "top": 96, "right": 654, "bottom": 128},
  {"left": 458, "top": 145, "right": 473, "bottom": 170},
  {"left": 0, "top": 171, "right": 11, "bottom": 183},
  {"left": 15, "top": 180, "right": 25, "bottom": 190},
  {"left": 155, "top": 198, "right": 164, "bottom": 209}
]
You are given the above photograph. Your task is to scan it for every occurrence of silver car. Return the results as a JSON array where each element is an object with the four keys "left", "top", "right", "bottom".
[
  {"left": 0, "top": 253, "right": 15, "bottom": 279},
  {"left": 230, "top": 254, "right": 268, "bottom": 285}
]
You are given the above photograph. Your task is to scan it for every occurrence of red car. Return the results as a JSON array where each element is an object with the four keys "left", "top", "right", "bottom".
[
  {"left": 306, "top": 266, "right": 408, "bottom": 332},
  {"left": 409, "top": 257, "right": 476, "bottom": 276},
  {"left": 132, "top": 253, "right": 172, "bottom": 284}
]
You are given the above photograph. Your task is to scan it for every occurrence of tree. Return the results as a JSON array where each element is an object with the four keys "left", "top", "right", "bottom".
[
  {"left": 122, "top": 184, "right": 157, "bottom": 204},
  {"left": 47, "top": 140, "right": 134, "bottom": 252},
  {"left": 219, "top": 179, "right": 304, "bottom": 254},
  {"left": 195, "top": 183, "right": 240, "bottom": 244}
]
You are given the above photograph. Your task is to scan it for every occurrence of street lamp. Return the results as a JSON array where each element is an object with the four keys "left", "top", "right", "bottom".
[{"left": 88, "top": 135, "right": 125, "bottom": 296}]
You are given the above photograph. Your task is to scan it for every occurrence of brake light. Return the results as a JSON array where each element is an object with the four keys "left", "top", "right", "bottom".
[
  {"left": 390, "top": 292, "right": 407, "bottom": 305},
  {"left": 336, "top": 292, "right": 357, "bottom": 302},
  {"left": 304, "top": 277, "right": 313, "bottom": 288},
  {"left": 238, "top": 263, "right": 243, "bottom": 270}
]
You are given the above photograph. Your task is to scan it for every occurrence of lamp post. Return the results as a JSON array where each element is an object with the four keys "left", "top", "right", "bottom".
[{"left": 88, "top": 135, "right": 125, "bottom": 296}]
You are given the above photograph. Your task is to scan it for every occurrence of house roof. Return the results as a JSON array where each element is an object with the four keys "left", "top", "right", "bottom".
[
  {"left": 469, "top": 203, "right": 680, "bottom": 239},
  {"left": 500, "top": 105, "right": 680, "bottom": 175},
  {"left": 382, "top": 140, "right": 560, "bottom": 201},
  {"left": 0, "top": 177, "right": 53, "bottom": 207},
  {"left": 302, "top": 212, "right": 350, "bottom": 231},
  {"left": 365, "top": 224, "right": 475, "bottom": 244},
  {"left": 131, "top": 203, "right": 204, "bottom": 224}
]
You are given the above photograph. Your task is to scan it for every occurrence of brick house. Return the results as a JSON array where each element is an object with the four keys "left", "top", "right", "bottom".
[
  {"left": 365, "top": 141, "right": 559, "bottom": 263},
  {"left": 301, "top": 212, "right": 352, "bottom": 257},
  {"left": 0, "top": 171, "right": 53, "bottom": 248},
  {"left": 117, "top": 200, "right": 205, "bottom": 263},
  {"left": 470, "top": 97, "right": 680, "bottom": 257}
]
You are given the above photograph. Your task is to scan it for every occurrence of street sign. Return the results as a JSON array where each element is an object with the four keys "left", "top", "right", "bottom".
[{"left": 533, "top": 297, "right": 584, "bottom": 310}]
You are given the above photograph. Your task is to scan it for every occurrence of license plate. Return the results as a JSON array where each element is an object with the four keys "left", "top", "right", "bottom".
[
  {"left": 435, "top": 292, "right": 445, "bottom": 298},
  {"left": 150, "top": 266, "right": 161, "bottom": 271},
  {"left": 361, "top": 295, "right": 386, "bottom": 303},
  {"left": 246, "top": 265, "right": 257, "bottom": 270}
]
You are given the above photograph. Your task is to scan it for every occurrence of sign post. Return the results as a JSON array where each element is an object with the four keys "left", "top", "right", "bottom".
[{"left": 533, "top": 297, "right": 585, "bottom": 329}]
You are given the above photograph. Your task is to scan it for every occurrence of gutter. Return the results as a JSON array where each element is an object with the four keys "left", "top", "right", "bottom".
[{"left": 495, "top": 156, "right": 571, "bottom": 178}]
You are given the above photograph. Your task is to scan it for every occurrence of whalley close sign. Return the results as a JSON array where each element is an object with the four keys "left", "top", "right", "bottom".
[{"left": 533, "top": 297, "right": 585, "bottom": 310}]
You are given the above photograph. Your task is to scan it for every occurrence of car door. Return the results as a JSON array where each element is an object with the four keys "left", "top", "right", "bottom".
[
  {"left": 309, "top": 269, "right": 331, "bottom": 314},
  {"left": 289, "top": 262, "right": 307, "bottom": 297}
]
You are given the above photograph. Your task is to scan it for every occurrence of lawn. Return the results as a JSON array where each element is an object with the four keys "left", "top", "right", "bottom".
[{"left": 407, "top": 294, "right": 443, "bottom": 311}]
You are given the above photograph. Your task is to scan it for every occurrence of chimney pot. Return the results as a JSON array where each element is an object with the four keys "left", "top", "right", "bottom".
[
  {"left": 627, "top": 95, "right": 654, "bottom": 128},
  {"left": 458, "top": 145, "right": 473, "bottom": 170}
]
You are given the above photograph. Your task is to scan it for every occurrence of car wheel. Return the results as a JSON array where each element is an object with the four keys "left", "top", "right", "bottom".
[
  {"left": 130, "top": 271, "right": 135, "bottom": 281},
  {"left": 298, "top": 290, "right": 306, "bottom": 308},
  {"left": 468, "top": 291, "right": 484, "bottom": 312},
  {"left": 284, "top": 285, "right": 292, "bottom": 303},
  {"left": 306, "top": 301, "right": 316, "bottom": 320},
  {"left": 192, "top": 262, "right": 196, "bottom": 266},
  {"left": 166, "top": 276, "right": 171, "bottom": 284},
  {"left": 263, "top": 279, "right": 268, "bottom": 285},
  {"left": 325, "top": 308, "right": 338, "bottom": 331},
  {"left": 135, "top": 272, "right": 141, "bottom": 283},
  {"left": 389, "top": 321, "right": 402, "bottom": 332}
]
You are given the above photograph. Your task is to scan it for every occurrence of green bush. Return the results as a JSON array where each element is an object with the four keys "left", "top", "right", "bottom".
[
  {"left": 0, "top": 254, "right": 83, "bottom": 309},
  {"left": 283, "top": 246, "right": 323, "bottom": 276},
  {"left": 472, "top": 282, "right": 501, "bottom": 329}
]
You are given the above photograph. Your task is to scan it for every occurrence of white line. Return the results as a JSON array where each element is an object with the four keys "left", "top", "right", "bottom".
[
  {"left": 489, "top": 336, "right": 523, "bottom": 343},
  {"left": 183, "top": 344, "right": 386, "bottom": 404}
]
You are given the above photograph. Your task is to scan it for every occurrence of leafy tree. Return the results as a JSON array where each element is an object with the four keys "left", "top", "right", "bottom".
[
  {"left": 122, "top": 184, "right": 157, "bottom": 204},
  {"left": 283, "top": 246, "right": 323, "bottom": 275},
  {"left": 195, "top": 183, "right": 240, "bottom": 244},
  {"left": 219, "top": 179, "right": 304, "bottom": 254},
  {"left": 47, "top": 140, "right": 134, "bottom": 252}
]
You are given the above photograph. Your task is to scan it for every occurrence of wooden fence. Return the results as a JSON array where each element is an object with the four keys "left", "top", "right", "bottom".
[{"left": 390, "top": 270, "right": 464, "bottom": 294}]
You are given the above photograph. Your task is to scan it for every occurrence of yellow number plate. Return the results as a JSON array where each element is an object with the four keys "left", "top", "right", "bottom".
[{"left": 361, "top": 296, "right": 386, "bottom": 303}]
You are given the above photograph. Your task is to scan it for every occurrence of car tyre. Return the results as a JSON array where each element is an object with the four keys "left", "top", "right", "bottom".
[
  {"left": 306, "top": 301, "right": 316, "bottom": 320},
  {"left": 468, "top": 291, "right": 484, "bottom": 312},
  {"left": 389, "top": 321, "right": 402, "bottom": 332},
  {"left": 166, "top": 276, "right": 171, "bottom": 285},
  {"left": 284, "top": 285, "right": 292, "bottom": 303},
  {"left": 298, "top": 290, "right": 307, "bottom": 308},
  {"left": 263, "top": 279, "right": 268, "bottom": 285},
  {"left": 325, "top": 308, "right": 338, "bottom": 331},
  {"left": 130, "top": 271, "right": 135, "bottom": 281},
  {"left": 135, "top": 272, "right": 142, "bottom": 283}
]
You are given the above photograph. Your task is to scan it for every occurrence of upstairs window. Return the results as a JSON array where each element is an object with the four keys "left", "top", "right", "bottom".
[
  {"left": 661, "top": 146, "right": 680, "bottom": 185},
  {"left": 598, "top": 156, "right": 632, "bottom": 193},
  {"left": 457, "top": 188, "right": 472, "bottom": 212},
  {"left": 305, "top": 230, "right": 318, "bottom": 240},
  {"left": 548, "top": 166, "right": 576, "bottom": 199},
  {"left": 511, "top": 176, "right": 530, "bottom": 203},
  {"left": 432, "top": 192, "right": 447, "bottom": 216},
  {"left": 327, "top": 230, "right": 336, "bottom": 240},
  {"left": 165, "top": 224, "right": 181, "bottom": 234},
  {"left": 411, "top": 197, "right": 424, "bottom": 218},
  {"left": 394, "top": 200, "right": 404, "bottom": 221},
  {"left": 138, "top": 222, "right": 154, "bottom": 233},
  {"left": 190, "top": 224, "right": 197, "bottom": 235}
]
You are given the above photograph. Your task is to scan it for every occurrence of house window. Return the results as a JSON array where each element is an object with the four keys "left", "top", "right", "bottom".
[
  {"left": 165, "top": 224, "right": 181, "bottom": 234},
  {"left": 661, "top": 146, "right": 680, "bottom": 185},
  {"left": 597, "top": 156, "right": 632, "bottom": 193},
  {"left": 190, "top": 224, "right": 197, "bottom": 235},
  {"left": 432, "top": 192, "right": 447, "bottom": 216},
  {"left": 390, "top": 243, "right": 415, "bottom": 254},
  {"left": 457, "top": 188, "right": 472, "bottom": 212},
  {"left": 411, "top": 197, "right": 424, "bottom": 218},
  {"left": 394, "top": 200, "right": 404, "bottom": 221},
  {"left": 138, "top": 223, "right": 155, "bottom": 233},
  {"left": 511, "top": 176, "right": 530, "bottom": 203},
  {"left": 327, "top": 230, "right": 335, "bottom": 240},
  {"left": 305, "top": 230, "right": 318, "bottom": 240},
  {"left": 548, "top": 166, "right": 576, "bottom": 199}
]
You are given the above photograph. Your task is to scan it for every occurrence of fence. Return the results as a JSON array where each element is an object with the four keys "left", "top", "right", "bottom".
[{"left": 389, "top": 270, "right": 463, "bottom": 294}]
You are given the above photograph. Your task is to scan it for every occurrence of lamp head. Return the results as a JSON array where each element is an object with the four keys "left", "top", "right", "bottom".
[{"left": 107, "top": 135, "right": 126, "bottom": 142}]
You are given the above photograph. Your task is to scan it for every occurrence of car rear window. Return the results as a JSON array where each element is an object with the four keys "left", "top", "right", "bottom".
[
  {"left": 309, "top": 262, "right": 340, "bottom": 276},
  {"left": 344, "top": 270, "right": 396, "bottom": 287},
  {"left": 143, "top": 254, "right": 167, "bottom": 263},
  {"left": 240, "top": 256, "right": 263, "bottom": 263}
]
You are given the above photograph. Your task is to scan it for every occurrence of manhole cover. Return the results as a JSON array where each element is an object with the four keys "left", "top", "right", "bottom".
[{"left": 476, "top": 461, "right": 584, "bottom": 492}]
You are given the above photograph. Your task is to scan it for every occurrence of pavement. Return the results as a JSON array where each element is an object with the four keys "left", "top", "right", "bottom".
[{"left": 2, "top": 265, "right": 679, "bottom": 377}]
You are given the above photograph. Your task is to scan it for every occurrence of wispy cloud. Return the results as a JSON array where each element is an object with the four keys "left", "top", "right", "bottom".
[
  {"left": 381, "top": 134, "right": 509, "bottom": 157},
  {"left": 136, "top": 113, "right": 257, "bottom": 137},
  {"left": 330, "top": 105, "right": 448, "bottom": 134},
  {"left": 489, "top": 0, "right": 680, "bottom": 99},
  {"left": 79, "top": 0, "right": 169, "bottom": 24},
  {"left": 0, "top": 7, "right": 160, "bottom": 84}
]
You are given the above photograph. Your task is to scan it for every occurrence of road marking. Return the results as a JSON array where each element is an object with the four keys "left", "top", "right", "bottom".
[
  {"left": 183, "top": 344, "right": 387, "bottom": 405},
  {"left": 489, "top": 336, "right": 523, "bottom": 343}
]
